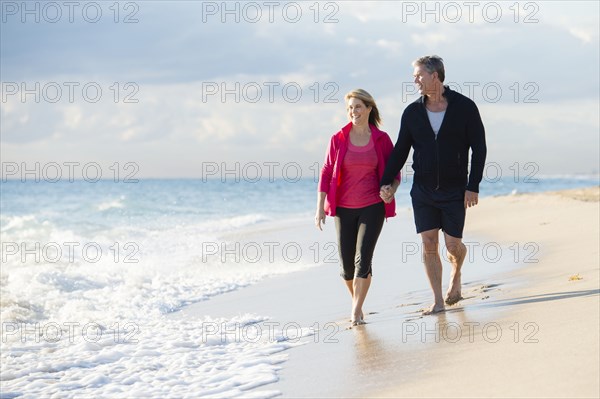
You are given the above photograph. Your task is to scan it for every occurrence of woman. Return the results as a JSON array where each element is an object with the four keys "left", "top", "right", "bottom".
[{"left": 315, "top": 89, "right": 400, "bottom": 326}]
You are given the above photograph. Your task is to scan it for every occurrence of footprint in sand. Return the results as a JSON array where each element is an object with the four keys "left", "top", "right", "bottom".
[
  {"left": 473, "top": 283, "right": 502, "bottom": 293},
  {"left": 396, "top": 302, "right": 421, "bottom": 308}
]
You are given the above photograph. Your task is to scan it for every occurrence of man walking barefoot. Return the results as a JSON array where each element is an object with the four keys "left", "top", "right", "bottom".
[{"left": 380, "top": 55, "right": 487, "bottom": 315}]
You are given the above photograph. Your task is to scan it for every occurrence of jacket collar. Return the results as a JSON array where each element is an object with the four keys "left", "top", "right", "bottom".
[{"left": 417, "top": 85, "right": 456, "bottom": 105}]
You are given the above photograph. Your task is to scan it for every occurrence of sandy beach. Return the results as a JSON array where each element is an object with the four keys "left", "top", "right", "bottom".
[
  {"left": 3, "top": 1, "right": 599, "bottom": 396},
  {"left": 173, "top": 186, "right": 600, "bottom": 398},
  {"left": 374, "top": 186, "right": 600, "bottom": 398}
]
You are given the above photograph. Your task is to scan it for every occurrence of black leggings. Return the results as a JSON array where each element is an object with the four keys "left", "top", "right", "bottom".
[{"left": 334, "top": 202, "right": 385, "bottom": 281}]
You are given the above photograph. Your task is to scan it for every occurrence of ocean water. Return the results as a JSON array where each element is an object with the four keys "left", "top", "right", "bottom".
[{"left": 1, "top": 176, "right": 598, "bottom": 397}]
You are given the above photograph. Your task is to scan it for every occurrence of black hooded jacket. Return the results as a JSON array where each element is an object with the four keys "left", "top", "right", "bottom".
[{"left": 381, "top": 86, "right": 487, "bottom": 192}]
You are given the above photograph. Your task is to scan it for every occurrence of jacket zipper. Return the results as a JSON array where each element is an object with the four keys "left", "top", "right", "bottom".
[
  {"left": 435, "top": 137, "right": 440, "bottom": 190},
  {"left": 425, "top": 100, "right": 441, "bottom": 191}
]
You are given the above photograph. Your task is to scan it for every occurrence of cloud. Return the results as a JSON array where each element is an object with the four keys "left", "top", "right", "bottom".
[
  {"left": 375, "top": 39, "right": 404, "bottom": 54},
  {"left": 568, "top": 28, "right": 594, "bottom": 44},
  {"left": 410, "top": 32, "right": 449, "bottom": 47},
  {"left": 1, "top": 1, "right": 598, "bottom": 176}
]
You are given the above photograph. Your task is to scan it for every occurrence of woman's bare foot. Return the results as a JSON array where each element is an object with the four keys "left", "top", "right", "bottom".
[
  {"left": 349, "top": 310, "right": 364, "bottom": 322},
  {"left": 350, "top": 308, "right": 366, "bottom": 325}
]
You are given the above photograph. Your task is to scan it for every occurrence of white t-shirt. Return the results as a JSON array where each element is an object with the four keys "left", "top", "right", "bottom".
[{"left": 427, "top": 109, "right": 446, "bottom": 139}]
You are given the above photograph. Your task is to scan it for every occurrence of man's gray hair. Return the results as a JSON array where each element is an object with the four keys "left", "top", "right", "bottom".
[{"left": 412, "top": 55, "right": 445, "bottom": 83}]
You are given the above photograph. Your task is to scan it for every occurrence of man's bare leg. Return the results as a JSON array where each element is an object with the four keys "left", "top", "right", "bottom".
[
  {"left": 421, "top": 229, "right": 445, "bottom": 315},
  {"left": 444, "top": 233, "right": 467, "bottom": 305}
]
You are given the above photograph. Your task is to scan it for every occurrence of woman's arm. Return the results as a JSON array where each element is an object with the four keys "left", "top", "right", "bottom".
[
  {"left": 315, "top": 191, "right": 327, "bottom": 230},
  {"left": 316, "top": 135, "right": 337, "bottom": 230}
]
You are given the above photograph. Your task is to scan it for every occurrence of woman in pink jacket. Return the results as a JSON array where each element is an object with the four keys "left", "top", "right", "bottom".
[{"left": 315, "top": 89, "right": 400, "bottom": 326}]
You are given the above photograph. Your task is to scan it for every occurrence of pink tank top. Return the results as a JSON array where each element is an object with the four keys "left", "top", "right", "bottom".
[{"left": 337, "top": 136, "right": 382, "bottom": 208}]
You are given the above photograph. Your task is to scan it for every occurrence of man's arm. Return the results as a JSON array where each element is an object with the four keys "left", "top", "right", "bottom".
[
  {"left": 466, "top": 102, "right": 487, "bottom": 193},
  {"left": 381, "top": 113, "right": 412, "bottom": 187}
]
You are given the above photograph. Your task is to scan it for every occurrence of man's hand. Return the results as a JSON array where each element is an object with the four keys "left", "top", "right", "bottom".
[{"left": 464, "top": 190, "right": 479, "bottom": 208}]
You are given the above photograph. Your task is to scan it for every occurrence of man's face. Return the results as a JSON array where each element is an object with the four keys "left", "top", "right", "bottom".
[{"left": 413, "top": 65, "right": 438, "bottom": 96}]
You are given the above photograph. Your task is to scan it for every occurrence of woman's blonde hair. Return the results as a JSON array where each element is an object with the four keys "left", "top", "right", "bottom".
[{"left": 344, "top": 89, "right": 381, "bottom": 128}]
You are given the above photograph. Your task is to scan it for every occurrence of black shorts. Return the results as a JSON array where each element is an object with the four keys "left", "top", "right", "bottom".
[{"left": 410, "top": 183, "right": 466, "bottom": 238}]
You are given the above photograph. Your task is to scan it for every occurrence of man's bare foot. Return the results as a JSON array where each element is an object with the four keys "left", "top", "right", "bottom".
[
  {"left": 445, "top": 292, "right": 463, "bottom": 305},
  {"left": 446, "top": 245, "right": 466, "bottom": 305},
  {"left": 446, "top": 269, "right": 463, "bottom": 305},
  {"left": 445, "top": 271, "right": 463, "bottom": 305},
  {"left": 422, "top": 303, "right": 445, "bottom": 315}
]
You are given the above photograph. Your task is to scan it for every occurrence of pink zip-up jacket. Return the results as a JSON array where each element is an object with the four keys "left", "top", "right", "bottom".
[{"left": 318, "top": 122, "right": 400, "bottom": 218}]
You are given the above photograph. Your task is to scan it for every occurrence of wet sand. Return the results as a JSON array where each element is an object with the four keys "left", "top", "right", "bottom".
[{"left": 173, "top": 187, "right": 599, "bottom": 398}]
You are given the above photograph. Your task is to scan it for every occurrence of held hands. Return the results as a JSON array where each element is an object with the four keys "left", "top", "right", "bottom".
[
  {"left": 380, "top": 185, "right": 395, "bottom": 204},
  {"left": 464, "top": 190, "right": 479, "bottom": 208},
  {"left": 315, "top": 208, "right": 326, "bottom": 230}
]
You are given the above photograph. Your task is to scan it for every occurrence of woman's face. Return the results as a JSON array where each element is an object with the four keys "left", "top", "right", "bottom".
[{"left": 347, "top": 97, "right": 371, "bottom": 126}]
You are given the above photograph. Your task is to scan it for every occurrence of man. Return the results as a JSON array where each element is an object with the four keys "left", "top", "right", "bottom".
[{"left": 380, "top": 55, "right": 487, "bottom": 315}]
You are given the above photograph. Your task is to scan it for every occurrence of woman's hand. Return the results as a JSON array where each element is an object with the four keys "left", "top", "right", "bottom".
[
  {"left": 315, "top": 208, "right": 326, "bottom": 230},
  {"left": 379, "top": 184, "right": 395, "bottom": 204}
]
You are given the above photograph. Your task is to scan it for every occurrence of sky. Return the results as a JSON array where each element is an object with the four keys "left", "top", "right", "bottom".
[{"left": 1, "top": 0, "right": 599, "bottom": 180}]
